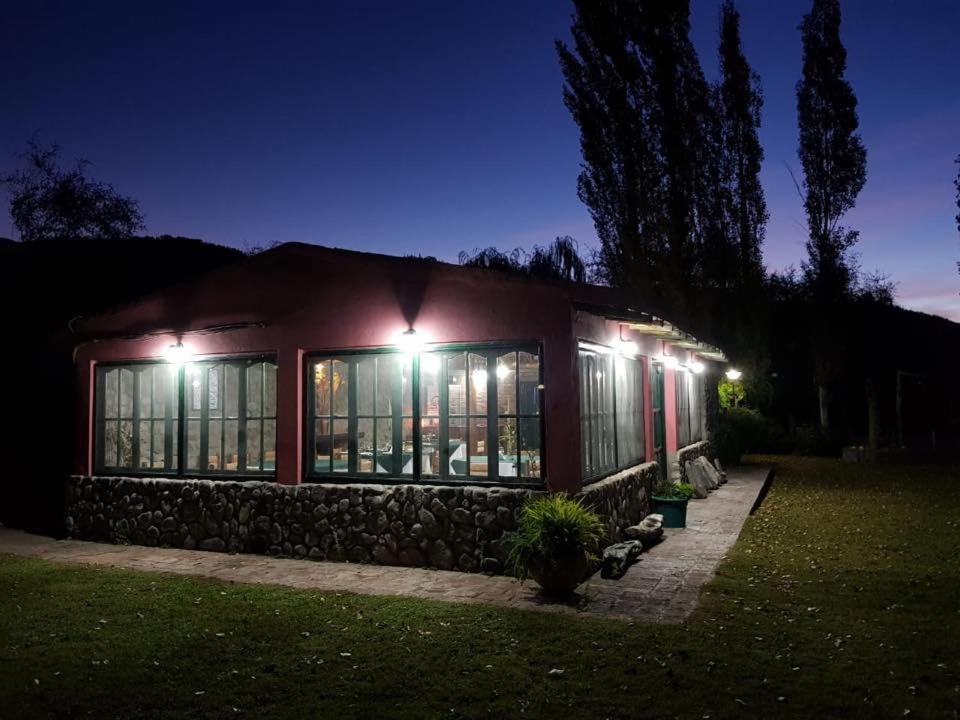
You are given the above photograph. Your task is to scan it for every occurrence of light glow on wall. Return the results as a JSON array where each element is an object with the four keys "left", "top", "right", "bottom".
[
  {"left": 656, "top": 354, "right": 679, "bottom": 370},
  {"left": 615, "top": 338, "right": 639, "bottom": 357},
  {"left": 687, "top": 360, "right": 705, "bottom": 374}
]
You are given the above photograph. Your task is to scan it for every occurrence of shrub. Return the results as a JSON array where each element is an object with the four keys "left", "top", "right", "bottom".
[
  {"left": 717, "top": 407, "right": 793, "bottom": 464},
  {"left": 653, "top": 479, "right": 695, "bottom": 500},
  {"left": 505, "top": 494, "right": 605, "bottom": 582}
]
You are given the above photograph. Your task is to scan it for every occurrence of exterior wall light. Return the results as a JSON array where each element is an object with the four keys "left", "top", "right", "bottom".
[
  {"left": 657, "top": 354, "right": 679, "bottom": 370},
  {"left": 615, "top": 338, "right": 639, "bottom": 357},
  {"left": 471, "top": 368, "right": 489, "bottom": 387},
  {"left": 396, "top": 328, "right": 428, "bottom": 355},
  {"left": 725, "top": 368, "right": 743, "bottom": 381},
  {"left": 164, "top": 341, "right": 192, "bottom": 365},
  {"left": 496, "top": 363, "right": 511, "bottom": 380},
  {"left": 687, "top": 360, "right": 705, "bottom": 374}
]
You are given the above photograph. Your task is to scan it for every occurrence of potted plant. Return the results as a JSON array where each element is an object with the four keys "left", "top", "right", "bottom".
[
  {"left": 651, "top": 480, "right": 695, "bottom": 528},
  {"left": 505, "top": 494, "right": 605, "bottom": 596}
]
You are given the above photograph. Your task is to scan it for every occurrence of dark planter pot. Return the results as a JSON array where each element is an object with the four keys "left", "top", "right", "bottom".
[
  {"left": 652, "top": 496, "right": 689, "bottom": 528},
  {"left": 530, "top": 551, "right": 591, "bottom": 596}
]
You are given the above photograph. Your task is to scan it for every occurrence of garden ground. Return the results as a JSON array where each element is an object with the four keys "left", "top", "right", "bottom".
[{"left": 1, "top": 456, "right": 958, "bottom": 719}]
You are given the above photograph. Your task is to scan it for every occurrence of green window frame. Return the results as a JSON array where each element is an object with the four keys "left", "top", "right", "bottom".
[
  {"left": 306, "top": 345, "right": 543, "bottom": 485},
  {"left": 578, "top": 343, "right": 647, "bottom": 481},
  {"left": 94, "top": 357, "right": 277, "bottom": 478}
]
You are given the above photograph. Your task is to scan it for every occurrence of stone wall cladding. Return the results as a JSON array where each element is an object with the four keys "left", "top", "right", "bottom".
[
  {"left": 66, "top": 476, "right": 543, "bottom": 574},
  {"left": 677, "top": 441, "right": 713, "bottom": 484},
  {"left": 577, "top": 461, "right": 658, "bottom": 544}
]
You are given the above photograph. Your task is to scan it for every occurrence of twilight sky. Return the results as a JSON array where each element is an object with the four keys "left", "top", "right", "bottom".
[{"left": 2, "top": 0, "right": 958, "bottom": 320}]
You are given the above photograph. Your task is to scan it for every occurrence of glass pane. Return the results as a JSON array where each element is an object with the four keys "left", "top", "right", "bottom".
[
  {"left": 246, "top": 419, "right": 262, "bottom": 471},
  {"left": 224, "top": 419, "right": 239, "bottom": 470},
  {"left": 468, "top": 353, "right": 487, "bottom": 415},
  {"left": 448, "top": 416, "right": 466, "bottom": 476},
  {"left": 519, "top": 417, "right": 541, "bottom": 478},
  {"left": 401, "top": 418, "right": 414, "bottom": 476},
  {"left": 357, "top": 418, "right": 375, "bottom": 472},
  {"left": 332, "top": 360, "right": 349, "bottom": 417},
  {"left": 496, "top": 352, "right": 516, "bottom": 415},
  {"left": 119, "top": 368, "right": 134, "bottom": 418},
  {"left": 420, "top": 352, "right": 441, "bottom": 416},
  {"left": 332, "top": 418, "right": 349, "bottom": 472},
  {"left": 497, "top": 418, "right": 517, "bottom": 477},
  {"left": 247, "top": 363, "right": 262, "bottom": 418},
  {"left": 138, "top": 369, "right": 152, "bottom": 418},
  {"left": 224, "top": 365, "right": 239, "bottom": 418},
  {"left": 138, "top": 421, "right": 151, "bottom": 469},
  {"left": 118, "top": 420, "right": 134, "bottom": 467},
  {"left": 152, "top": 422, "right": 165, "bottom": 469},
  {"left": 357, "top": 356, "right": 376, "bottom": 416},
  {"left": 401, "top": 357, "right": 413, "bottom": 416},
  {"left": 186, "top": 419, "right": 201, "bottom": 470},
  {"left": 208, "top": 419, "right": 222, "bottom": 470},
  {"left": 208, "top": 365, "right": 222, "bottom": 417},
  {"left": 103, "top": 368, "right": 119, "bottom": 419},
  {"left": 263, "top": 362, "right": 277, "bottom": 417},
  {"left": 421, "top": 416, "right": 440, "bottom": 477},
  {"left": 188, "top": 366, "right": 203, "bottom": 416},
  {"left": 375, "top": 355, "right": 395, "bottom": 416},
  {"left": 171, "top": 420, "right": 179, "bottom": 470},
  {"left": 314, "top": 418, "right": 331, "bottom": 472},
  {"left": 447, "top": 353, "right": 466, "bottom": 416},
  {"left": 314, "top": 360, "right": 331, "bottom": 416},
  {"left": 468, "top": 418, "right": 488, "bottom": 476},
  {"left": 263, "top": 419, "right": 276, "bottom": 470},
  {"left": 518, "top": 351, "right": 540, "bottom": 415},
  {"left": 375, "top": 418, "right": 393, "bottom": 474},
  {"left": 103, "top": 420, "right": 118, "bottom": 467}
]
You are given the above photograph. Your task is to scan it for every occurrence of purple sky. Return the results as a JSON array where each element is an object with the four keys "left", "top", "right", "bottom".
[{"left": 2, "top": 0, "right": 958, "bottom": 320}]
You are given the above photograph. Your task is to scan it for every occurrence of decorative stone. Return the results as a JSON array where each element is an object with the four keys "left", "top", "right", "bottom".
[
  {"left": 685, "top": 461, "right": 710, "bottom": 498},
  {"left": 481, "top": 557, "right": 502, "bottom": 574},
  {"left": 200, "top": 537, "right": 226, "bottom": 552},
  {"left": 398, "top": 547, "right": 424, "bottom": 566},
  {"left": 600, "top": 540, "right": 643, "bottom": 579},
  {"left": 695, "top": 456, "right": 721, "bottom": 489},
  {"left": 623, "top": 513, "right": 664, "bottom": 548},
  {"left": 713, "top": 458, "right": 727, "bottom": 483}
]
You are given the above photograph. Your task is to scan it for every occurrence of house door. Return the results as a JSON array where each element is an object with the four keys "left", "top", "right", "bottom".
[{"left": 651, "top": 362, "right": 667, "bottom": 484}]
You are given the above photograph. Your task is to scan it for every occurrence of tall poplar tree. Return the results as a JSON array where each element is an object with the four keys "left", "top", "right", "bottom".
[
  {"left": 795, "top": 0, "right": 866, "bottom": 431},
  {"left": 557, "top": 0, "right": 716, "bottom": 325},
  {"left": 717, "top": 0, "right": 766, "bottom": 288},
  {"left": 796, "top": 0, "right": 866, "bottom": 301}
]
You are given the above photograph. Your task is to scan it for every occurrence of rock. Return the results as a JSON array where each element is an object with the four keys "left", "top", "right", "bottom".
[
  {"left": 199, "top": 537, "right": 225, "bottom": 552},
  {"left": 623, "top": 513, "right": 664, "bottom": 548},
  {"left": 712, "top": 458, "right": 727, "bottom": 483},
  {"left": 418, "top": 509, "right": 441, "bottom": 539},
  {"left": 600, "top": 540, "right": 643, "bottom": 580},
  {"left": 428, "top": 539, "right": 454, "bottom": 570},
  {"left": 600, "top": 540, "right": 643, "bottom": 579},
  {"left": 695, "top": 456, "right": 721, "bottom": 489},
  {"left": 457, "top": 553, "right": 478, "bottom": 572},
  {"left": 398, "top": 547, "right": 425, "bottom": 566},
  {"left": 481, "top": 557, "right": 502, "bottom": 574},
  {"left": 450, "top": 507, "right": 472, "bottom": 525},
  {"left": 685, "top": 461, "right": 710, "bottom": 498},
  {"left": 372, "top": 545, "right": 397, "bottom": 565},
  {"left": 429, "top": 497, "right": 448, "bottom": 518}
]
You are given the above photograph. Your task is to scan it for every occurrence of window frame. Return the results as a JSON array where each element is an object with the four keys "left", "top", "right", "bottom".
[
  {"left": 303, "top": 342, "right": 545, "bottom": 488},
  {"left": 93, "top": 354, "right": 278, "bottom": 480},
  {"left": 578, "top": 342, "right": 648, "bottom": 483}
]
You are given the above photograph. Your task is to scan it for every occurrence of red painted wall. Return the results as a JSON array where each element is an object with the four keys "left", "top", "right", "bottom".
[{"left": 73, "top": 244, "right": 713, "bottom": 492}]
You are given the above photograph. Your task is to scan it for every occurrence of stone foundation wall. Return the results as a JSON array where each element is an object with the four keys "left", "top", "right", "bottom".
[
  {"left": 677, "top": 441, "right": 713, "bottom": 484},
  {"left": 577, "top": 461, "right": 658, "bottom": 543},
  {"left": 66, "top": 476, "right": 542, "bottom": 574},
  {"left": 65, "top": 465, "right": 659, "bottom": 572}
]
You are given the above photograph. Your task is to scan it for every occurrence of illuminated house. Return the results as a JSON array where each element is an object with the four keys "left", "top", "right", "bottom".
[{"left": 67, "top": 243, "right": 726, "bottom": 571}]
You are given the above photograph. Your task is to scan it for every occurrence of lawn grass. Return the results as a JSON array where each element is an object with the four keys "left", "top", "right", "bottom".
[{"left": 1, "top": 456, "right": 958, "bottom": 719}]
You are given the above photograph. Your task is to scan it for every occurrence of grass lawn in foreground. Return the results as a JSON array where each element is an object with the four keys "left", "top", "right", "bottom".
[{"left": 1, "top": 455, "right": 958, "bottom": 719}]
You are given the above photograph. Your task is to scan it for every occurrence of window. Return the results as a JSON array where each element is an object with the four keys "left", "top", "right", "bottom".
[
  {"left": 309, "top": 354, "right": 414, "bottom": 475},
  {"left": 97, "top": 364, "right": 178, "bottom": 472},
  {"left": 307, "top": 346, "right": 542, "bottom": 483},
  {"left": 676, "top": 369, "right": 704, "bottom": 448},
  {"left": 578, "top": 344, "right": 646, "bottom": 480},
  {"left": 95, "top": 358, "right": 277, "bottom": 476}
]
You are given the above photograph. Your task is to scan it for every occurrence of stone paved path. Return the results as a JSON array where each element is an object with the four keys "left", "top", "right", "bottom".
[{"left": 0, "top": 466, "right": 770, "bottom": 624}]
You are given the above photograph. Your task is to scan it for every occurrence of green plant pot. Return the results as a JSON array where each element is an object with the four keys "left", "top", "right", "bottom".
[
  {"left": 529, "top": 552, "right": 591, "bottom": 596},
  {"left": 652, "top": 496, "right": 688, "bottom": 528}
]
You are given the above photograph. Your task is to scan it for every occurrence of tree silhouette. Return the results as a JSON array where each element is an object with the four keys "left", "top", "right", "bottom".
[
  {"left": 4, "top": 140, "right": 144, "bottom": 242},
  {"left": 717, "top": 0, "right": 767, "bottom": 288},
  {"left": 459, "top": 236, "right": 588, "bottom": 283},
  {"left": 796, "top": 0, "right": 867, "bottom": 301},
  {"left": 955, "top": 154, "right": 959, "bottom": 283}
]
